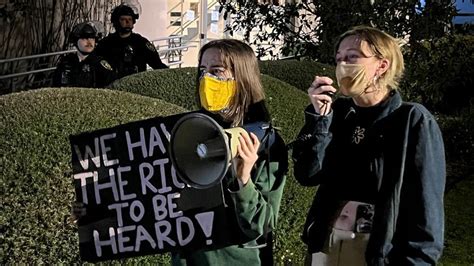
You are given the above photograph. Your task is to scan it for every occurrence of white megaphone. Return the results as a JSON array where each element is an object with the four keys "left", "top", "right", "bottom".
[{"left": 168, "top": 113, "right": 274, "bottom": 189}]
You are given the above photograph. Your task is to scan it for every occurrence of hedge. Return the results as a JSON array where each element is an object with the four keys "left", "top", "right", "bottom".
[
  {"left": 109, "top": 68, "right": 197, "bottom": 111},
  {"left": 259, "top": 59, "right": 336, "bottom": 92},
  {"left": 0, "top": 88, "right": 187, "bottom": 264}
]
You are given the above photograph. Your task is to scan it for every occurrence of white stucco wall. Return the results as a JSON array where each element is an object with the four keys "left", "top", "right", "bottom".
[{"left": 132, "top": 0, "right": 168, "bottom": 41}]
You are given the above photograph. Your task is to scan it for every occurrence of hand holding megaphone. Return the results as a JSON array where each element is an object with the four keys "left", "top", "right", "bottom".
[
  {"left": 169, "top": 113, "right": 274, "bottom": 189},
  {"left": 234, "top": 131, "right": 260, "bottom": 186}
]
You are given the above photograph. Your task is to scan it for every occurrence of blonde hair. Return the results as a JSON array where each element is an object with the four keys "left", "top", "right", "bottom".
[
  {"left": 198, "top": 39, "right": 265, "bottom": 126},
  {"left": 335, "top": 25, "right": 405, "bottom": 90}
]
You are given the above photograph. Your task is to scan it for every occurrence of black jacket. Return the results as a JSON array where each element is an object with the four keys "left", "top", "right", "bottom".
[
  {"left": 95, "top": 32, "right": 168, "bottom": 79},
  {"left": 292, "top": 91, "right": 445, "bottom": 265},
  {"left": 53, "top": 53, "right": 115, "bottom": 88}
]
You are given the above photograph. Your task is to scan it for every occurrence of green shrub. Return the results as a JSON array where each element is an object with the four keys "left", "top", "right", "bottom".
[
  {"left": 259, "top": 59, "right": 336, "bottom": 92},
  {"left": 400, "top": 34, "right": 474, "bottom": 114},
  {"left": 437, "top": 108, "right": 474, "bottom": 193},
  {"left": 0, "top": 88, "right": 187, "bottom": 264},
  {"left": 111, "top": 68, "right": 315, "bottom": 264},
  {"left": 109, "top": 67, "right": 198, "bottom": 110}
]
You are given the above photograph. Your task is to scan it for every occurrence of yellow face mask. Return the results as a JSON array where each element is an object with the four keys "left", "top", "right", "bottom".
[
  {"left": 335, "top": 63, "right": 370, "bottom": 97},
  {"left": 199, "top": 73, "right": 236, "bottom": 112}
]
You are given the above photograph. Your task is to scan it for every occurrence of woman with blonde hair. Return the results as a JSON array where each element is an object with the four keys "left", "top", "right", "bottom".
[{"left": 292, "top": 26, "right": 445, "bottom": 265}]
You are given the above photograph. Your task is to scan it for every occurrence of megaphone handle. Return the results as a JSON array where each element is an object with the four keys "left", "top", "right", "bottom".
[
  {"left": 253, "top": 126, "right": 273, "bottom": 188},
  {"left": 257, "top": 127, "right": 273, "bottom": 189},
  {"left": 220, "top": 181, "right": 229, "bottom": 208}
]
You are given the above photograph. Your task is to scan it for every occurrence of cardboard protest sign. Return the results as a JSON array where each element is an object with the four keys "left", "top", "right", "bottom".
[{"left": 70, "top": 113, "right": 240, "bottom": 262}]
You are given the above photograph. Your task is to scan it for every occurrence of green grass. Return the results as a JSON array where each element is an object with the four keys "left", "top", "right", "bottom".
[{"left": 440, "top": 174, "right": 474, "bottom": 265}]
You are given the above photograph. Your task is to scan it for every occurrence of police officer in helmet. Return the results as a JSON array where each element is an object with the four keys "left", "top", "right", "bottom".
[
  {"left": 111, "top": 4, "right": 138, "bottom": 35},
  {"left": 53, "top": 22, "right": 115, "bottom": 88},
  {"left": 95, "top": 3, "right": 168, "bottom": 79}
]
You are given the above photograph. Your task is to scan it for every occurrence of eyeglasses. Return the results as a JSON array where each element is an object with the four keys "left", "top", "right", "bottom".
[{"left": 199, "top": 68, "right": 234, "bottom": 81}]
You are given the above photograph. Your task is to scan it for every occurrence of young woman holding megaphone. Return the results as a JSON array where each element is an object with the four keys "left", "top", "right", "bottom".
[{"left": 171, "top": 39, "right": 288, "bottom": 266}]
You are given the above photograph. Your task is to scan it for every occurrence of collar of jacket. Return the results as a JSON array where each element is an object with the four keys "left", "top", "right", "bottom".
[{"left": 344, "top": 90, "right": 402, "bottom": 124}]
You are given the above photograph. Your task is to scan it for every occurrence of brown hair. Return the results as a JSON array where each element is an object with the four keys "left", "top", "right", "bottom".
[
  {"left": 197, "top": 39, "right": 265, "bottom": 126},
  {"left": 335, "top": 25, "right": 405, "bottom": 90}
]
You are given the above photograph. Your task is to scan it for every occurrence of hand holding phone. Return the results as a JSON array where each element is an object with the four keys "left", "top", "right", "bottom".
[{"left": 308, "top": 76, "right": 337, "bottom": 115}]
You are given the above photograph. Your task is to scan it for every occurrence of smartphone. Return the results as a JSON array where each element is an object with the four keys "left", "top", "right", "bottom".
[{"left": 355, "top": 203, "right": 374, "bottom": 233}]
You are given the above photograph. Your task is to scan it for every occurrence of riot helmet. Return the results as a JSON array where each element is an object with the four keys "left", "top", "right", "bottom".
[
  {"left": 69, "top": 22, "right": 99, "bottom": 55},
  {"left": 111, "top": 4, "right": 139, "bottom": 32},
  {"left": 69, "top": 22, "right": 100, "bottom": 44}
]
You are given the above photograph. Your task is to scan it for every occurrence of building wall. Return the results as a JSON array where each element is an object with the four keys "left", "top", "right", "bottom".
[
  {"left": 131, "top": 0, "right": 227, "bottom": 67},
  {"left": 129, "top": 0, "right": 285, "bottom": 67},
  {"left": 164, "top": 0, "right": 230, "bottom": 67},
  {"left": 133, "top": 0, "right": 168, "bottom": 41}
]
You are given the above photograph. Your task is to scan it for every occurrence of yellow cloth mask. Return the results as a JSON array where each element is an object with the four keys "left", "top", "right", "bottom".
[
  {"left": 199, "top": 73, "right": 236, "bottom": 111},
  {"left": 335, "top": 63, "right": 370, "bottom": 97}
]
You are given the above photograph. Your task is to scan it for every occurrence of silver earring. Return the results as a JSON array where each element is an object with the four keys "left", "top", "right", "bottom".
[{"left": 373, "top": 75, "right": 381, "bottom": 92}]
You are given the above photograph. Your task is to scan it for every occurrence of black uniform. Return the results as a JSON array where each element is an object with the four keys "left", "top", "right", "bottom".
[
  {"left": 52, "top": 53, "right": 115, "bottom": 88},
  {"left": 95, "top": 32, "right": 168, "bottom": 79}
]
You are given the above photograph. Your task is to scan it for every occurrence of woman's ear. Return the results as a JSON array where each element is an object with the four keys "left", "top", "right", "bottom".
[{"left": 377, "top": 58, "right": 390, "bottom": 76}]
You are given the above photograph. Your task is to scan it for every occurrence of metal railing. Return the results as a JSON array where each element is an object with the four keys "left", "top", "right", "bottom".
[
  {"left": 168, "top": 0, "right": 220, "bottom": 39},
  {"left": 151, "top": 35, "right": 196, "bottom": 67},
  {"left": 0, "top": 50, "right": 76, "bottom": 80},
  {"left": 0, "top": 35, "right": 193, "bottom": 94}
]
